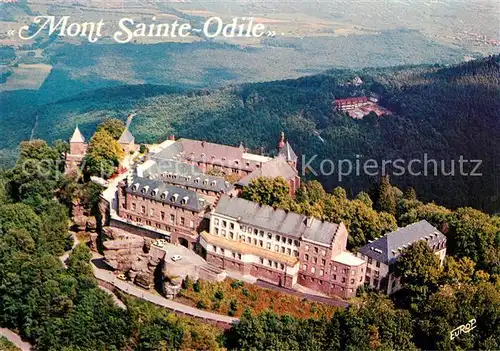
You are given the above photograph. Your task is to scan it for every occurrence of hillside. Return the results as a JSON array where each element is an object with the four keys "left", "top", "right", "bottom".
[{"left": 1, "top": 56, "right": 499, "bottom": 212}]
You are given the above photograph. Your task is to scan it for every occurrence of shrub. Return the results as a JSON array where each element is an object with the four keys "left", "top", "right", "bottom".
[
  {"left": 242, "top": 288, "right": 250, "bottom": 297},
  {"left": 230, "top": 280, "right": 244, "bottom": 289},
  {"left": 182, "top": 275, "right": 193, "bottom": 290},
  {"left": 212, "top": 301, "right": 220, "bottom": 310},
  {"left": 229, "top": 299, "right": 238, "bottom": 312},
  {"left": 193, "top": 280, "right": 201, "bottom": 293},
  {"left": 196, "top": 299, "right": 208, "bottom": 309},
  {"left": 214, "top": 290, "right": 224, "bottom": 300}
]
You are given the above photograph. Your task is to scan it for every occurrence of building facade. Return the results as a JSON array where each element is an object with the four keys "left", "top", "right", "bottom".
[
  {"left": 66, "top": 126, "right": 88, "bottom": 175},
  {"left": 201, "top": 195, "right": 366, "bottom": 298},
  {"left": 334, "top": 97, "right": 368, "bottom": 111},
  {"left": 117, "top": 177, "right": 209, "bottom": 249},
  {"left": 357, "top": 220, "right": 447, "bottom": 295}
]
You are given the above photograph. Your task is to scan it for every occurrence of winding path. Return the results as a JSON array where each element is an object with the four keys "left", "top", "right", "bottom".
[
  {"left": 90, "top": 254, "right": 238, "bottom": 326},
  {"left": 0, "top": 328, "right": 32, "bottom": 351}
]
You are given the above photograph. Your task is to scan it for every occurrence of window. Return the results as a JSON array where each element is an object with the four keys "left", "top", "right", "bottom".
[
  {"left": 268, "top": 233, "right": 272, "bottom": 239},
  {"left": 374, "top": 271, "right": 380, "bottom": 278},
  {"left": 333, "top": 274, "right": 337, "bottom": 280},
  {"left": 333, "top": 265, "right": 337, "bottom": 272},
  {"left": 365, "top": 276, "right": 370, "bottom": 282},
  {"left": 141, "top": 205, "right": 145, "bottom": 213},
  {"left": 214, "top": 228, "right": 219, "bottom": 235},
  {"left": 132, "top": 203, "right": 136, "bottom": 211},
  {"left": 313, "top": 257, "right": 317, "bottom": 264},
  {"left": 230, "top": 222, "right": 235, "bottom": 230},
  {"left": 190, "top": 220, "right": 194, "bottom": 229},
  {"left": 266, "top": 242, "right": 271, "bottom": 249},
  {"left": 302, "top": 264, "right": 307, "bottom": 271},
  {"left": 294, "top": 240, "right": 299, "bottom": 247},
  {"left": 305, "top": 254, "right": 309, "bottom": 261},
  {"left": 275, "top": 245, "right": 279, "bottom": 252},
  {"left": 351, "top": 270, "right": 355, "bottom": 276},
  {"left": 247, "top": 227, "right": 252, "bottom": 233},
  {"left": 222, "top": 220, "right": 227, "bottom": 228},
  {"left": 229, "top": 232, "right": 234, "bottom": 239},
  {"left": 232, "top": 252, "right": 236, "bottom": 259},
  {"left": 280, "top": 264, "right": 284, "bottom": 270},
  {"left": 293, "top": 250, "right": 298, "bottom": 257},
  {"left": 150, "top": 208, "right": 155, "bottom": 216},
  {"left": 366, "top": 267, "right": 371, "bottom": 274},
  {"left": 259, "top": 240, "right": 263, "bottom": 247},
  {"left": 314, "top": 247, "right": 318, "bottom": 254},
  {"left": 161, "top": 211, "right": 165, "bottom": 220},
  {"left": 170, "top": 214, "right": 175, "bottom": 223},
  {"left": 246, "top": 237, "right": 251, "bottom": 243},
  {"left": 376, "top": 261, "right": 380, "bottom": 268},
  {"left": 241, "top": 225, "right": 246, "bottom": 231},
  {"left": 321, "top": 250, "right": 326, "bottom": 256},
  {"left": 311, "top": 267, "right": 316, "bottom": 274},
  {"left": 281, "top": 237, "right": 286, "bottom": 243},
  {"left": 238, "top": 254, "right": 241, "bottom": 260},
  {"left": 305, "top": 245, "right": 309, "bottom": 251},
  {"left": 287, "top": 238, "right": 292, "bottom": 245},
  {"left": 260, "top": 258, "right": 264, "bottom": 264},
  {"left": 276, "top": 235, "right": 280, "bottom": 241},
  {"left": 254, "top": 229, "right": 258, "bottom": 235},
  {"left": 287, "top": 248, "right": 291, "bottom": 255},
  {"left": 342, "top": 277, "right": 346, "bottom": 283},
  {"left": 319, "top": 269, "right": 324, "bottom": 276},
  {"left": 221, "top": 229, "right": 226, "bottom": 236},
  {"left": 180, "top": 217, "right": 185, "bottom": 226},
  {"left": 321, "top": 259, "right": 326, "bottom": 266},
  {"left": 368, "top": 257, "right": 372, "bottom": 265},
  {"left": 220, "top": 248, "right": 224, "bottom": 255},
  {"left": 281, "top": 247, "right": 285, "bottom": 253},
  {"left": 350, "top": 279, "right": 355, "bottom": 284},
  {"left": 259, "top": 230, "right": 264, "bottom": 237}
]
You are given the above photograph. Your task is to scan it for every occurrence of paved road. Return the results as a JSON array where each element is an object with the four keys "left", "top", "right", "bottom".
[
  {"left": 255, "top": 280, "right": 350, "bottom": 308},
  {"left": 91, "top": 256, "right": 238, "bottom": 325},
  {"left": 0, "top": 329, "right": 32, "bottom": 351}
]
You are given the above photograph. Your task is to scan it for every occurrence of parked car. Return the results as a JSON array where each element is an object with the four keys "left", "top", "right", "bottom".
[
  {"left": 117, "top": 273, "right": 127, "bottom": 281},
  {"left": 171, "top": 255, "right": 182, "bottom": 262}
]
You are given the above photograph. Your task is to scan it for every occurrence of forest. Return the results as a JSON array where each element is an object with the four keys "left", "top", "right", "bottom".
[
  {"left": 1, "top": 55, "right": 498, "bottom": 212},
  {"left": 0, "top": 136, "right": 498, "bottom": 350}
]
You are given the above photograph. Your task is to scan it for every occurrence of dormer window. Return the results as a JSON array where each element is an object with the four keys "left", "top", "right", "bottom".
[
  {"left": 151, "top": 188, "right": 159, "bottom": 196},
  {"left": 211, "top": 180, "right": 217, "bottom": 186},
  {"left": 203, "top": 179, "right": 209, "bottom": 185},
  {"left": 201, "top": 153, "right": 205, "bottom": 157},
  {"left": 141, "top": 186, "right": 149, "bottom": 194},
  {"left": 171, "top": 194, "right": 179, "bottom": 202},
  {"left": 222, "top": 157, "right": 226, "bottom": 161},
  {"left": 246, "top": 161, "right": 250, "bottom": 166},
  {"left": 195, "top": 177, "right": 200, "bottom": 183},
  {"left": 234, "top": 160, "right": 239, "bottom": 165},
  {"left": 211, "top": 155, "right": 215, "bottom": 159},
  {"left": 160, "top": 191, "right": 168, "bottom": 199},
  {"left": 132, "top": 183, "right": 140, "bottom": 191},
  {"left": 181, "top": 196, "right": 189, "bottom": 205}
]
